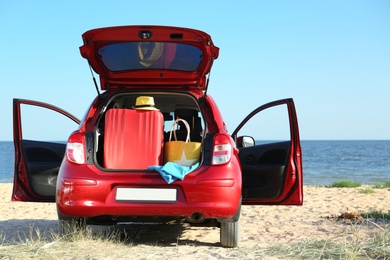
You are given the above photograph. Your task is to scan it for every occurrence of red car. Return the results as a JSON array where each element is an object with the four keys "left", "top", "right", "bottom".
[{"left": 12, "top": 25, "right": 303, "bottom": 248}]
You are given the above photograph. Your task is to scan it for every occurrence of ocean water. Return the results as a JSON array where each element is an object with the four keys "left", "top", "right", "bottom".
[
  {"left": 1, "top": 140, "right": 389, "bottom": 185},
  {"left": 301, "top": 140, "right": 390, "bottom": 185}
]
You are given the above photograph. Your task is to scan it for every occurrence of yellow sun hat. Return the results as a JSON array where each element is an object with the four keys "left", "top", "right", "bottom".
[{"left": 133, "top": 96, "right": 159, "bottom": 110}]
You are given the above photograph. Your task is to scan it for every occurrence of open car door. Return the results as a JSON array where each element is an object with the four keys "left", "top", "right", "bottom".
[
  {"left": 12, "top": 99, "right": 80, "bottom": 202},
  {"left": 232, "top": 98, "right": 303, "bottom": 205}
]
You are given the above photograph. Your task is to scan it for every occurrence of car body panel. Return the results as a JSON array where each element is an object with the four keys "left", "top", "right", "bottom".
[
  {"left": 233, "top": 98, "right": 303, "bottom": 205},
  {"left": 12, "top": 99, "right": 80, "bottom": 202},
  {"left": 55, "top": 161, "right": 242, "bottom": 219}
]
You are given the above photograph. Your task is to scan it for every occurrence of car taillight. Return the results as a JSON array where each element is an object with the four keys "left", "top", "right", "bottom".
[
  {"left": 212, "top": 133, "right": 232, "bottom": 165},
  {"left": 66, "top": 132, "right": 86, "bottom": 164}
]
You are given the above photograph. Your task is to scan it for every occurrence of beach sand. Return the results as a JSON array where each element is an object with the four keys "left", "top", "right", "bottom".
[{"left": 1, "top": 183, "right": 389, "bottom": 258}]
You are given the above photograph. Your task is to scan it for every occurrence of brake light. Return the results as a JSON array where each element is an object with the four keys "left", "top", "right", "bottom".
[
  {"left": 66, "top": 132, "right": 86, "bottom": 164},
  {"left": 212, "top": 133, "right": 232, "bottom": 165}
]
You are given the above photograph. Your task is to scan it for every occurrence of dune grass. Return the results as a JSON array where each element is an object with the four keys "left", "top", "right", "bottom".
[
  {"left": 268, "top": 181, "right": 390, "bottom": 258},
  {"left": 325, "top": 179, "right": 362, "bottom": 188},
  {"left": 323, "top": 179, "right": 390, "bottom": 196},
  {"left": 325, "top": 179, "right": 390, "bottom": 193},
  {"left": 361, "top": 210, "right": 390, "bottom": 220},
  {"left": 1, "top": 216, "right": 390, "bottom": 259},
  {"left": 262, "top": 219, "right": 390, "bottom": 259},
  {"left": 372, "top": 180, "right": 390, "bottom": 189},
  {"left": 0, "top": 225, "right": 132, "bottom": 259}
]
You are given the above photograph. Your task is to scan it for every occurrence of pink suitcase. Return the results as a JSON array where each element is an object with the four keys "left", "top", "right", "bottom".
[{"left": 103, "top": 108, "right": 164, "bottom": 169}]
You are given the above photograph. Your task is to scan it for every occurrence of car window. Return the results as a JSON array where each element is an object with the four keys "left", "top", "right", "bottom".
[
  {"left": 98, "top": 42, "right": 203, "bottom": 72},
  {"left": 19, "top": 104, "right": 78, "bottom": 142},
  {"left": 236, "top": 104, "right": 291, "bottom": 144},
  {"left": 163, "top": 111, "right": 204, "bottom": 133}
]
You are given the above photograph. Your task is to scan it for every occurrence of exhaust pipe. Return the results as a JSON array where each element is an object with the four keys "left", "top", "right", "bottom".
[{"left": 185, "top": 212, "right": 205, "bottom": 223}]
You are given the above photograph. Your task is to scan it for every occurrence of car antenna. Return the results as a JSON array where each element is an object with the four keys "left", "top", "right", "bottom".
[{"left": 88, "top": 63, "right": 100, "bottom": 96}]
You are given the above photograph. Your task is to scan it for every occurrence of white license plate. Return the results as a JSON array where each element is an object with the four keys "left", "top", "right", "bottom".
[{"left": 116, "top": 188, "right": 177, "bottom": 202}]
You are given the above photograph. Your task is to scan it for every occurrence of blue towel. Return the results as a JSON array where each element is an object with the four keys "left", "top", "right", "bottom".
[{"left": 147, "top": 162, "right": 200, "bottom": 184}]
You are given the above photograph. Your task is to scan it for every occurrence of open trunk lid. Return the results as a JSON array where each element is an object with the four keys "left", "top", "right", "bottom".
[{"left": 80, "top": 25, "right": 219, "bottom": 91}]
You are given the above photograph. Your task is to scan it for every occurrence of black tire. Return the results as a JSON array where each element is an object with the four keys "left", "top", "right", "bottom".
[
  {"left": 220, "top": 218, "right": 240, "bottom": 248},
  {"left": 57, "top": 206, "right": 86, "bottom": 238},
  {"left": 58, "top": 217, "right": 87, "bottom": 237}
]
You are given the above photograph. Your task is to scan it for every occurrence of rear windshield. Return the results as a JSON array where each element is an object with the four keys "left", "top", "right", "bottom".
[{"left": 98, "top": 42, "right": 203, "bottom": 72}]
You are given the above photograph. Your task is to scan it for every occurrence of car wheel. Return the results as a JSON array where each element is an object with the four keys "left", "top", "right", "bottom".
[
  {"left": 220, "top": 218, "right": 240, "bottom": 248},
  {"left": 57, "top": 207, "right": 86, "bottom": 238},
  {"left": 58, "top": 217, "right": 87, "bottom": 237}
]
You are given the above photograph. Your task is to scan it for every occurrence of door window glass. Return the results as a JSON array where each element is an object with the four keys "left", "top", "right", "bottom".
[
  {"left": 237, "top": 104, "right": 290, "bottom": 144},
  {"left": 19, "top": 104, "right": 78, "bottom": 142}
]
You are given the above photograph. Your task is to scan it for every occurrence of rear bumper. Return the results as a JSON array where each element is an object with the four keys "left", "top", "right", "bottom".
[{"left": 56, "top": 163, "right": 242, "bottom": 220}]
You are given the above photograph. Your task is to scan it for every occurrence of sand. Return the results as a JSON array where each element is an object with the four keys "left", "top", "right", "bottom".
[{"left": 1, "top": 183, "right": 389, "bottom": 258}]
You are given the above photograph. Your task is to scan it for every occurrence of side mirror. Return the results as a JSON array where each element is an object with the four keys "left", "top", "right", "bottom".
[{"left": 236, "top": 136, "right": 255, "bottom": 148}]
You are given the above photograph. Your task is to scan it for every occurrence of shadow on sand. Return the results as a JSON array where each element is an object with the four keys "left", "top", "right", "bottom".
[{"left": 0, "top": 219, "right": 220, "bottom": 247}]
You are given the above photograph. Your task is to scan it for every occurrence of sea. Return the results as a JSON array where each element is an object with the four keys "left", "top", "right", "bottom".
[{"left": 1, "top": 140, "right": 389, "bottom": 186}]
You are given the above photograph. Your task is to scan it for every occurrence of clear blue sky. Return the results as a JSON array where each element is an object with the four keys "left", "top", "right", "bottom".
[{"left": 1, "top": 1, "right": 389, "bottom": 140}]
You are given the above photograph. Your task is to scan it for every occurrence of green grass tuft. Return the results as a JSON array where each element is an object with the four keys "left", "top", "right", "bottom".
[
  {"left": 326, "top": 179, "right": 361, "bottom": 188},
  {"left": 323, "top": 180, "right": 390, "bottom": 189},
  {"left": 361, "top": 210, "right": 390, "bottom": 220},
  {"left": 359, "top": 188, "right": 375, "bottom": 194},
  {"left": 372, "top": 183, "right": 385, "bottom": 189}
]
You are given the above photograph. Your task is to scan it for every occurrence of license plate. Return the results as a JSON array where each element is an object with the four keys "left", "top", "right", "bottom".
[{"left": 116, "top": 188, "right": 177, "bottom": 202}]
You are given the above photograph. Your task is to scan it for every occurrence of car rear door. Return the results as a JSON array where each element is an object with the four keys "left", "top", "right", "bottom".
[
  {"left": 12, "top": 99, "right": 80, "bottom": 202},
  {"left": 232, "top": 98, "right": 303, "bottom": 205}
]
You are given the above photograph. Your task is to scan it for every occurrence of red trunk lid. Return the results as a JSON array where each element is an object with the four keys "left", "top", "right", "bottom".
[{"left": 80, "top": 25, "right": 219, "bottom": 90}]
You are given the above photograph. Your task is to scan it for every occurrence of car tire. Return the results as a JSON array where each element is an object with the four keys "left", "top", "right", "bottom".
[
  {"left": 57, "top": 206, "right": 86, "bottom": 238},
  {"left": 220, "top": 218, "right": 240, "bottom": 248},
  {"left": 58, "top": 217, "right": 87, "bottom": 237}
]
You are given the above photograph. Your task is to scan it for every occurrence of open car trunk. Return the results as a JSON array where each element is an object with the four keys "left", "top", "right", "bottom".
[{"left": 94, "top": 92, "right": 205, "bottom": 169}]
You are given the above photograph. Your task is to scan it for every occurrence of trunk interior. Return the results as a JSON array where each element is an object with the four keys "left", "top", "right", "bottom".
[{"left": 94, "top": 92, "right": 205, "bottom": 169}]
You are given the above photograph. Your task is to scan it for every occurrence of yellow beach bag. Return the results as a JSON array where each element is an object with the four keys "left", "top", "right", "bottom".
[{"left": 164, "top": 119, "right": 201, "bottom": 167}]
